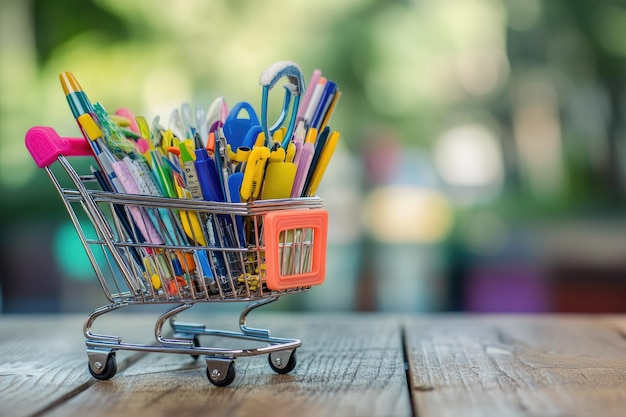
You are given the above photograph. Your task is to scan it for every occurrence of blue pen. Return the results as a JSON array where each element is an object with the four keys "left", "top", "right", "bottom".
[
  {"left": 227, "top": 173, "right": 246, "bottom": 246},
  {"left": 310, "top": 81, "right": 337, "bottom": 131},
  {"left": 194, "top": 144, "right": 231, "bottom": 292}
]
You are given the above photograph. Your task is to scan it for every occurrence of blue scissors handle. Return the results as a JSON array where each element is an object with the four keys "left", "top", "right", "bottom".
[{"left": 259, "top": 61, "right": 305, "bottom": 149}]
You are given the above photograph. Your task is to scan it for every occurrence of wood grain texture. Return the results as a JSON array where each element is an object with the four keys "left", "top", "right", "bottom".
[
  {"left": 404, "top": 315, "right": 626, "bottom": 417},
  {"left": 0, "top": 315, "right": 92, "bottom": 417},
  {"left": 39, "top": 312, "right": 411, "bottom": 417},
  {"left": 0, "top": 311, "right": 177, "bottom": 417}
]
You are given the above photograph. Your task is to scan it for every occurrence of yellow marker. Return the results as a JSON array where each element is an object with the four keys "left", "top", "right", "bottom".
[
  {"left": 177, "top": 185, "right": 207, "bottom": 246},
  {"left": 306, "top": 131, "right": 340, "bottom": 196},
  {"left": 285, "top": 142, "right": 296, "bottom": 163},
  {"left": 261, "top": 131, "right": 296, "bottom": 199},
  {"left": 305, "top": 127, "right": 317, "bottom": 144},
  {"left": 240, "top": 146, "right": 270, "bottom": 201},
  {"left": 261, "top": 161, "right": 296, "bottom": 200}
]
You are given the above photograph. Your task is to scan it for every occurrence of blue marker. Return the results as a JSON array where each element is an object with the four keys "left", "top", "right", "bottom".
[{"left": 194, "top": 148, "right": 224, "bottom": 202}]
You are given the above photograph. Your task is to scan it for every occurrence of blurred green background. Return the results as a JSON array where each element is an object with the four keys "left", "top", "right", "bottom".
[{"left": 2, "top": 0, "right": 626, "bottom": 313}]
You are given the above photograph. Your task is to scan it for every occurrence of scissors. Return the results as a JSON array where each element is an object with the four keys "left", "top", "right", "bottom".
[{"left": 259, "top": 61, "right": 305, "bottom": 150}]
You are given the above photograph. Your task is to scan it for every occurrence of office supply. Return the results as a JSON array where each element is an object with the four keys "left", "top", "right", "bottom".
[
  {"left": 296, "top": 68, "right": 321, "bottom": 122},
  {"left": 260, "top": 161, "right": 297, "bottom": 200},
  {"left": 205, "top": 96, "right": 228, "bottom": 134},
  {"left": 285, "top": 141, "right": 296, "bottom": 163},
  {"left": 239, "top": 145, "right": 270, "bottom": 201},
  {"left": 302, "top": 125, "right": 329, "bottom": 193},
  {"left": 291, "top": 128, "right": 317, "bottom": 197},
  {"left": 178, "top": 141, "right": 203, "bottom": 200},
  {"left": 310, "top": 81, "right": 337, "bottom": 130},
  {"left": 110, "top": 157, "right": 164, "bottom": 245},
  {"left": 196, "top": 105, "right": 208, "bottom": 147},
  {"left": 222, "top": 101, "right": 259, "bottom": 150},
  {"left": 169, "top": 108, "right": 187, "bottom": 141},
  {"left": 302, "top": 77, "right": 327, "bottom": 128},
  {"left": 304, "top": 130, "right": 340, "bottom": 196},
  {"left": 241, "top": 125, "right": 262, "bottom": 149},
  {"left": 76, "top": 113, "right": 124, "bottom": 192},
  {"left": 114, "top": 108, "right": 140, "bottom": 134},
  {"left": 194, "top": 147, "right": 224, "bottom": 202},
  {"left": 259, "top": 129, "right": 297, "bottom": 200},
  {"left": 319, "top": 90, "right": 342, "bottom": 133},
  {"left": 180, "top": 102, "right": 196, "bottom": 139},
  {"left": 259, "top": 61, "right": 305, "bottom": 149}
]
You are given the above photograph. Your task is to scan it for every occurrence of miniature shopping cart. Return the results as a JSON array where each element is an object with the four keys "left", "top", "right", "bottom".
[{"left": 25, "top": 126, "right": 328, "bottom": 386}]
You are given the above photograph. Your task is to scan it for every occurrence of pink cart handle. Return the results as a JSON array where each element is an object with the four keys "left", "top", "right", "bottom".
[{"left": 25, "top": 126, "right": 93, "bottom": 168}]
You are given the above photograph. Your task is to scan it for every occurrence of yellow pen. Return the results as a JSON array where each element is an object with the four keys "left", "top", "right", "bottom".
[
  {"left": 175, "top": 180, "right": 207, "bottom": 246},
  {"left": 319, "top": 90, "right": 342, "bottom": 133},
  {"left": 305, "top": 131, "right": 340, "bottom": 197}
]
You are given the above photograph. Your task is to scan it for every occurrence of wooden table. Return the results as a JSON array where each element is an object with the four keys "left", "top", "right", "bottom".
[{"left": 1, "top": 312, "right": 625, "bottom": 417}]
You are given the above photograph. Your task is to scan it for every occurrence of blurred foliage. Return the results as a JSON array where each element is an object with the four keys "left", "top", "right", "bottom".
[
  {"left": 1, "top": 0, "right": 626, "bottom": 313},
  {"left": 1, "top": 0, "right": 626, "bottom": 217}
]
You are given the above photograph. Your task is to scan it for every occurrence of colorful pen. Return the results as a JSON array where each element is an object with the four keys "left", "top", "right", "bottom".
[
  {"left": 291, "top": 128, "right": 317, "bottom": 197},
  {"left": 178, "top": 141, "right": 203, "bottom": 200},
  {"left": 297, "top": 69, "right": 322, "bottom": 122},
  {"left": 310, "top": 81, "right": 337, "bottom": 131},
  {"left": 303, "top": 77, "right": 327, "bottom": 128},
  {"left": 305, "top": 130, "right": 340, "bottom": 197}
]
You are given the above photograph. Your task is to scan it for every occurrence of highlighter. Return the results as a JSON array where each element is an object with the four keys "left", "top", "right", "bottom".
[
  {"left": 240, "top": 146, "right": 270, "bottom": 201},
  {"left": 305, "top": 131, "right": 340, "bottom": 196},
  {"left": 150, "top": 150, "right": 177, "bottom": 198}
]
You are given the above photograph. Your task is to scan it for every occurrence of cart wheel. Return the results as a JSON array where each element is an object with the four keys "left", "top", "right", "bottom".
[
  {"left": 88, "top": 353, "right": 117, "bottom": 380},
  {"left": 206, "top": 361, "right": 236, "bottom": 387},
  {"left": 190, "top": 335, "right": 201, "bottom": 360},
  {"left": 268, "top": 350, "right": 297, "bottom": 374}
]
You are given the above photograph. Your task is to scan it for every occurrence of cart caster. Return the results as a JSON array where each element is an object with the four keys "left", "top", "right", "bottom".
[
  {"left": 268, "top": 349, "right": 297, "bottom": 374},
  {"left": 87, "top": 352, "right": 117, "bottom": 380},
  {"left": 206, "top": 358, "right": 236, "bottom": 387}
]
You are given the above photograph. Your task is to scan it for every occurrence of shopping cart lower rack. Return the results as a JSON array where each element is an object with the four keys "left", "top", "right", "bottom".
[{"left": 25, "top": 126, "right": 328, "bottom": 386}]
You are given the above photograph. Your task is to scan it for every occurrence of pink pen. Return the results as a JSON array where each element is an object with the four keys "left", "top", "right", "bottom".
[
  {"left": 296, "top": 69, "right": 322, "bottom": 122},
  {"left": 112, "top": 160, "right": 164, "bottom": 245},
  {"left": 303, "top": 77, "right": 327, "bottom": 128},
  {"left": 291, "top": 121, "right": 307, "bottom": 167},
  {"left": 291, "top": 128, "right": 317, "bottom": 197}
]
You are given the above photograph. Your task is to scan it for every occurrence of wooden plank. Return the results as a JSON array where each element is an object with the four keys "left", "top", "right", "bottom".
[
  {"left": 0, "top": 311, "right": 184, "bottom": 417},
  {"left": 39, "top": 312, "right": 411, "bottom": 417},
  {"left": 404, "top": 315, "right": 626, "bottom": 417},
  {"left": 0, "top": 315, "right": 91, "bottom": 417}
]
